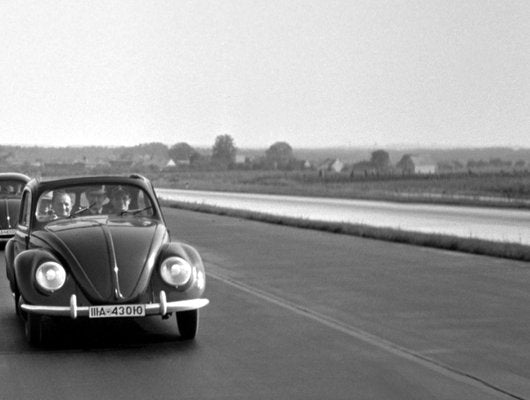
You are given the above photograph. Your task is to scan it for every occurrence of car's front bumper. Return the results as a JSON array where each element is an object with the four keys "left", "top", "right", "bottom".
[{"left": 20, "top": 290, "right": 209, "bottom": 319}]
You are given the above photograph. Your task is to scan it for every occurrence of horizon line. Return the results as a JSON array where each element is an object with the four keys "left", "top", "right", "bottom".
[{"left": 2, "top": 143, "right": 529, "bottom": 151}]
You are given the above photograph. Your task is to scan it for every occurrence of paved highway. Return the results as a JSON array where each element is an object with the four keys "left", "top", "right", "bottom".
[
  {"left": 1, "top": 208, "right": 529, "bottom": 399},
  {"left": 157, "top": 188, "right": 530, "bottom": 245}
]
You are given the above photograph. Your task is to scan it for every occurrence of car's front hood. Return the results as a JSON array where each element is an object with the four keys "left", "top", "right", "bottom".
[
  {"left": 0, "top": 198, "right": 19, "bottom": 231},
  {"left": 33, "top": 217, "right": 168, "bottom": 303}
]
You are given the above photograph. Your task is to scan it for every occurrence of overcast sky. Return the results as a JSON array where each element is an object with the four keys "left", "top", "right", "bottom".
[{"left": 1, "top": 1, "right": 528, "bottom": 149}]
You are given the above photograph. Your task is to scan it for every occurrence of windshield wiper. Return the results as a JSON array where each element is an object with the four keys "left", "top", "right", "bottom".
[
  {"left": 71, "top": 202, "right": 96, "bottom": 217},
  {"left": 119, "top": 206, "right": 153, "bottom": 216}
]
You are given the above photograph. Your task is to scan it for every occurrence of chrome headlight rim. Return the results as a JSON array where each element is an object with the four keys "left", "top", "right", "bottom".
[
  {"left": 160, "top": 256, "right": 193, "bottom": 288},
  {"left": 35, "top": 261, "right": 67, "bottom": 293}
]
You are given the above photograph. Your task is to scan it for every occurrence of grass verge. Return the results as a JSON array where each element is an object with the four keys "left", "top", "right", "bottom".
[
  {"left": 163, "top": 200, "right": 530, "bottom": 262},
  {"left": 152, "top": 170, "right": 530, "bottom": 210}
]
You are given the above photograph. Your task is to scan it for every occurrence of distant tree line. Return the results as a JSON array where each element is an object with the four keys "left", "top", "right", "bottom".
[
  {"left": 0, "top": 139, "right": 528, "bottom": 177},
  {"left": 167, "top": 136, "right": 298, "bottom": 171},
  {"left": 0, "top": 136, "right": 299, "bottom": 174}
]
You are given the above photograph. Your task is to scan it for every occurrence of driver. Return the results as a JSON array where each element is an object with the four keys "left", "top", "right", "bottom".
[{"left": 106, "top": 188, "right": 131, "bottom": 214}]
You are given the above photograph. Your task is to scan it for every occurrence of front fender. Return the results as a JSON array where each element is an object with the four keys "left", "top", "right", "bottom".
[
  {"left": 152, "top": 242, "right": 206, "bottom": 301},
  {"left": 158, "top": 242, "right": 204, "bottom": 268},
  {"left": 14, "top": 249, "right": 75, "bottom": 306}
]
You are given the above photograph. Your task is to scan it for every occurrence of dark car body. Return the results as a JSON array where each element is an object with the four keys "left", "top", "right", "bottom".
[
  {"left": 4, "top": 174, "right": 208, "bottom": 345},
  {"left": 0, "top": 173, "right": 30, "bottom": 245}
]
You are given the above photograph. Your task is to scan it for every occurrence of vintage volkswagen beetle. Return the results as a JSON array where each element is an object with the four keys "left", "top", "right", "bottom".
[
  {"left": 4, "top": 175, "right": 208, "bottom": 345},
  {"left": 0, "top": 173, "right": 30, "bottom": 246}
]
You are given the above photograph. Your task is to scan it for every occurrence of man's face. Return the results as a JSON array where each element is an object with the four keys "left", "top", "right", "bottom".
[
  {"left": 87, "top": 193, "right": 105, "bottom": 209},
  {"left": 112, "top": 195, "right": 130, "bottom": 212},
  {"left": 53, "top": 194, "right": 72, "bottom": 217}
]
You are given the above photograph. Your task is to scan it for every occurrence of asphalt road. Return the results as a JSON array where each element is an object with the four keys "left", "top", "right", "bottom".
[{"left": 1, "top": 208, "right": 530, "bottom": 399}]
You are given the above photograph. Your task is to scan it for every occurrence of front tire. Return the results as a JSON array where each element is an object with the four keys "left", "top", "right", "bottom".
[
  {"left": 176, "top": 309, "right": 199, "bottom": 340},
  {"left": 25, "top": 314, "right": 44, "bottom": 346}
]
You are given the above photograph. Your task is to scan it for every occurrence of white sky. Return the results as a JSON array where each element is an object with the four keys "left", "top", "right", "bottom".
[{"left": 1, "top": 1, "right": 529, "bottom": 149}]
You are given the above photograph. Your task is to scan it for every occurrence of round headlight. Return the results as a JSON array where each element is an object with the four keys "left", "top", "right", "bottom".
[
  {"left": 35, "top": 261, "right": 66, "bottom": 292},
  {"left": 160, "top": 257, "right": 192, "bottom": 287}
]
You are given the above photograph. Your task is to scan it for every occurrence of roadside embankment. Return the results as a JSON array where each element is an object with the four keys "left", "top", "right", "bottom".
[{"left": 163, "top": 200, "right": 530, "bottom": 262}]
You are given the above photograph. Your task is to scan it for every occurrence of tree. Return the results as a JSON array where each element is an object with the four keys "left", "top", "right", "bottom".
[
  {"left": 265, "top": 141, "right": 294, "bottom": 169},
  {"left": 133, "top": 142, "right": 168, "bottom": 158},
  {"left": 119, "top": 151, "right": 133, "bottom": 161},
  {"left": 396, "top": 154, "right": 415, "bottom": 175},
  {"left": 169, "top": 142, "right": 198, "bottom": 163},
  {"left": 370, "top": 150, "right": 390, "bottom": 171},
  {"left": 211, "top": 135, "right": 237, "bottom": 168}
]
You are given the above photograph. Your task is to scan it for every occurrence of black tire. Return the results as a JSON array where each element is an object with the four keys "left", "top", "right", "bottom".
[
  {"left": 12, "top": 287, "right": 20, "bottom": 317},
  {"left": 176, "top": 309, "right": 199, "bottom": 340},
  {"left": 25, "top": 314, "right": 44, "bottom": 346}
]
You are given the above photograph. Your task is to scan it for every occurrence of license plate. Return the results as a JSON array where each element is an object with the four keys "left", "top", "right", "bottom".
[
  {"left": 0, "top": 229, "right": 15, "bottom": 235},
  {"left": 89, "top": 304, "right": 146, "bottom": 318}
]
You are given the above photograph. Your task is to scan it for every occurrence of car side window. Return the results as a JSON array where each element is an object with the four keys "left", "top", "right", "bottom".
[{"left": 19, "top": 190, "right": 31, "bottom": 228}]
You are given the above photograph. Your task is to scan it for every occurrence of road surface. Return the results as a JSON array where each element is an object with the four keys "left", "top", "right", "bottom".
[{"left": 1, "top": 208, "right": 529, "bottom": 399}]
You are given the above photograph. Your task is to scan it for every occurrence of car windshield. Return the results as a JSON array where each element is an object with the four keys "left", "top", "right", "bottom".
[
  {"left": 0, "top": 180, "right": 26, "bottom": 198},
  {"left": 36, "top": 183, "right": 155, "bottom": 223}
]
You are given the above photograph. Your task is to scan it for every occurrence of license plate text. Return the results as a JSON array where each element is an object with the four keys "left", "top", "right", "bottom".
[{"left": 89, "top": 304, "right": 146, "bottom": 318}]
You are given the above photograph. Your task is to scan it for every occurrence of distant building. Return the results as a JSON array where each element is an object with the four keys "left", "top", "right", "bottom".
[
  {"left": 396, "top": 155, "right": 415, "bottom": 175},
  {"left": 317, "top": 158, "right": 345, "bottom": 174},
  {"left": 172, "top": 156, "right": 191, "bottom": 166},
  {"left": 349, "top": 161, "right": 378, "bottom": 177},
  {"left": 410, "top": 155, "right": 436, "bottom": 174},
  {"left": 162, "top": 158, "right": 179, "bottom": 171},
  {"left": 234, "top": 155, "right": 254, "bottom": 169},
  {"left": 235, "top": 155, "right": 247, "bottom": 164},
  {"left": 415, "top": 164, "right": 436, "bottom": 174}
]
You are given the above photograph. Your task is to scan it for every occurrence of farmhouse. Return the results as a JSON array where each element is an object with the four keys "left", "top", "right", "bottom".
[
  {"left": 350, "top": 161, "right": 378, "bottom": 177},
  {"left": 317, "top": 158, "right": 345, "bottom": 174},
  {"left": 410, "top": 155, "right": 436, "bottom": 174}
]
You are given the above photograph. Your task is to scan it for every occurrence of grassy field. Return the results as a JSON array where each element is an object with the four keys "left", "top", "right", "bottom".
[{"left": 152, "top": 170, "right": 530, "bottom": 208}]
